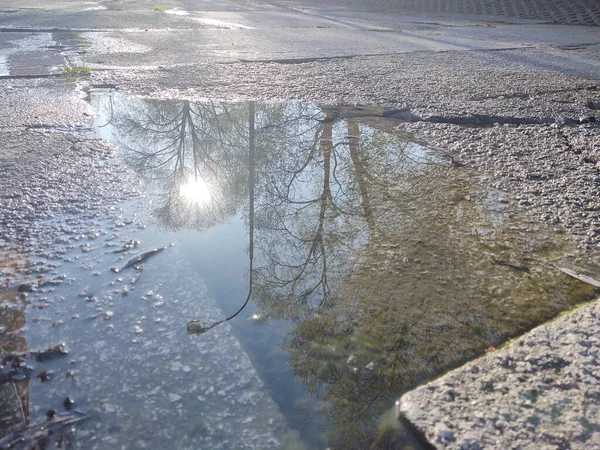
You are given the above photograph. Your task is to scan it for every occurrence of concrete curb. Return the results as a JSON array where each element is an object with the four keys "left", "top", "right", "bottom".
[{"left": 399, "top": 297, "right": 600, "bottom": 449}]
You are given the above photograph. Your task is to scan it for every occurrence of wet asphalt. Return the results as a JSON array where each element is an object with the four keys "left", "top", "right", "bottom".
[{"left": 1, "top": 0, "right": 600, "bottom": 448}]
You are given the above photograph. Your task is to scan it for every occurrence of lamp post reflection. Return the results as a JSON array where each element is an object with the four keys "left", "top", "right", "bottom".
[{"left": 187, "top": 101, "right": 256, "bottom": 334}]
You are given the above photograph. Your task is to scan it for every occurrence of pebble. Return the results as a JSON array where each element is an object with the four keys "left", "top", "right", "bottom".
[{"left": 169, "top": 393, "right": 182, "bottom": 403}]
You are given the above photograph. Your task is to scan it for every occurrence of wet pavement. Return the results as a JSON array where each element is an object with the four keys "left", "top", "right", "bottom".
[
  {"left": 1, "top": 0, "right": 600, "bottom": 449},
  {"left": 2, "top": 1, "right": 600, "bottom": 68}
]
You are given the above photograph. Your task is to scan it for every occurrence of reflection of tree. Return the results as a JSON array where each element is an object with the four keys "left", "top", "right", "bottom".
[
  {"left": 251, "top": 109, "right": 595, "bottom": 448},
  {"left": 250, "top": 112, "right": 456, "bottom": 447},
  {"left": 252, "top": 111, "right": 433, "bottom": 321},
  {"left": 113, "top": 100, "right": 251, "bottom": 230},
  {"left": 254, "top": 117, "right": 336, "bottom": 314},
  {"left": 348, "top": 121, "right": 376, "bottom": 235},
  {"left": 103, "top": 97, "right": 597, "bottom": 450}
]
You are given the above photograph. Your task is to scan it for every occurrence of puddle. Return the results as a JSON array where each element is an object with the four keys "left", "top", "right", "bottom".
[
  {"left": 0, "top": 93, "right": 597, "bottom": 449},
  {"left": 0, "top": 31, "right": 87, "bottom": 78},
  {"left": 79, "top": 32, "right": 151, "bottom": 55},
  {"left": 0, "top": 251, "right": 34, "bottom": 441},
  {"left": 0, "top": 33, "right": 60, "bottom": 77}
]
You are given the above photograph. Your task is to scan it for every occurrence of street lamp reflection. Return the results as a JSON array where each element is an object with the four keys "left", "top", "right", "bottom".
[{"left": 187, "top": 101, "right": 256, "bottom": 335}]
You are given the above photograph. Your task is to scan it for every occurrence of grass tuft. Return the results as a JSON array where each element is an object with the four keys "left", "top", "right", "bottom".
[
  {"left": 61, "top": 66, "right": 92, "bottom": 78},
  {"left": 153, "top": 5, "right": 165, "bottom": 12}
]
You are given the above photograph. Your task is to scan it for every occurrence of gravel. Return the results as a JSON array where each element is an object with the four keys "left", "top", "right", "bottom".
[{"left": 0, "top": 130, "right": 138, "bottom": 251}]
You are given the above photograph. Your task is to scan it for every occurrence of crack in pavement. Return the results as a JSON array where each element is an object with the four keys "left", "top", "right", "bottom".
[
  {"left": 0, "top": 73, "right": 61, "bottom": 79},
  {"left": 421, "top": 114, "right": 597, "bottom": 127}
]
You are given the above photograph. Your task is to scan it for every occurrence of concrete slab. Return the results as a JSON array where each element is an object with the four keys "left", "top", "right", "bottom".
[{"left": 400, "top": 297, "right": 600, "bottom": 449}]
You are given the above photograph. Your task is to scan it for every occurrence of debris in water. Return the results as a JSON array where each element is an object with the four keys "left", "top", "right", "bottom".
[
  {"left": 35, "top": 343, "right": 68, "bottom": 362},
  {"left": 491, "top": 257, "right": 530, "bottom": 272},
  {"left": 112, "top": 239, "right": 141, "bottom": 253},
  {"left": 187, "top": 320, "right": 223, "bottom": 335},
  {"left": 2, "top": 343, "right": 68, "bottom": 367},
  {"left": 111, "top": 243, "right": 173, "bottom": 273},
  {"left": 0, "top": 411, "right": 89, "bottom": 449},
  {"left": 557, "top": 267, "right": 600, "bottom": 287},
  {"left": 36, "top": 370, "right": 54, "bottom": 382}
]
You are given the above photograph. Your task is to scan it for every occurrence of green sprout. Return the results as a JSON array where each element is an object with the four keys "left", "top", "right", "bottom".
[{"left": 61, "top": 66, "right": 92, "bottom": 78}]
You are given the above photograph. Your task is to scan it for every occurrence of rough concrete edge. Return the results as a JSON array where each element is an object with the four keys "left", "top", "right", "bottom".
[{"left": 396, "top": 296, "right": 600, "bottom": 449}]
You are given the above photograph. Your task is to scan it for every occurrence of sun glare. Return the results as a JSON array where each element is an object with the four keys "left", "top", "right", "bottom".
[{"left": 180, "top": 177, "right": 213, "bottom": 207}]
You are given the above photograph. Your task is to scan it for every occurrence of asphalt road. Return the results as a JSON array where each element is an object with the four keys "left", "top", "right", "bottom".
[{"left": 1, "top": 0, "right": 600, "bottom": 72}]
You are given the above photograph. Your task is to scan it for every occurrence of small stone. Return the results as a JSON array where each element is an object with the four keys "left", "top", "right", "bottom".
[
  {"left": 17, "top": 282, "right": 35, "bottom": 293},
  {"left": 169, "top": 393, "right": 182, "bottom": 403},
  {"left": 37, "top": 370, "right": 54, "bottom": 382},
  {"left": 63, "top": 397, "right": 74, "bottom": 411},
  {"left": 460, "top": 432, "right": 483, "bottom": 450},
  {"left": 435, "top": 423, "right": 456, "bottom": 444},
  {"left": 481, "top": 379, "right": 495, "bottom": 392}
]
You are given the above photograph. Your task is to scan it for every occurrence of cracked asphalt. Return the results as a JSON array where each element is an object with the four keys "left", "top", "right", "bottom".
[{"left": 1, "top": 0, "right": 600, "bottom": 448}]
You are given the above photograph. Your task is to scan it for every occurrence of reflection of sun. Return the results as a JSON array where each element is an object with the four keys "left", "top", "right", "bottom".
[{"left": 181, "top": 177, "right": 212, "bottom": 207}]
